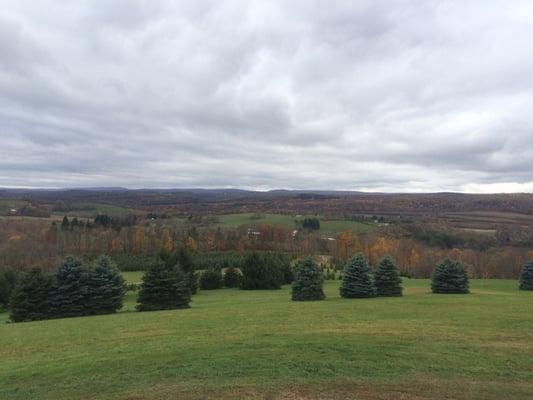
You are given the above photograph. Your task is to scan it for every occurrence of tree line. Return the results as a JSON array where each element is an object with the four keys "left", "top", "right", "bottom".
[
  {"left": 4, "top": 249, "right": 532, "bottom": 323},
  {"left": 1, "top": 214, "right": 532, "bottom": 279}
]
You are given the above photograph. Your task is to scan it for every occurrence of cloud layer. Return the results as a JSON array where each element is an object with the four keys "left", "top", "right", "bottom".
[{"left": 1, "top": 0, "right": 533, "bottom": 192}]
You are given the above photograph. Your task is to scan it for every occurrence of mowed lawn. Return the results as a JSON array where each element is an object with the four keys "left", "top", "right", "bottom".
[{"left": 1, "top": 279, "right": 532, "bottom": 400}]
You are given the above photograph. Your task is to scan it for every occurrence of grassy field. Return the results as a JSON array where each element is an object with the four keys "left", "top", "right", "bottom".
[
  {"left": 53, "top": 203, "right": 141, "bottom": 218},
  {"left": 1, "top": 279, "right": 532, "bottom": 400},
  {"left": 214, "top": 213, "right": 375, "bottom": 235},
  {"left": 121, "top": 271, "right": 144, "bottom": 283}
]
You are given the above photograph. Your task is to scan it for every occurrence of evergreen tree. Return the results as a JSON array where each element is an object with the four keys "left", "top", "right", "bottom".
[
  {"left": 519, "top": 260, "right": 533, "bottom": 290},
  {"left": 51, "top": 256, "right": 90, "bottom": 318},
  {"left": 177, "top": 248, "right": 198, "bottom": 294},
  {"left": 199, "top": 268, "right": 223, "bottom": 290},
  {"left": 291, "top": 257, "right": 325, "bottom": 301},
  {"left": 374, "top": 256, "right": 403, "bottom": 297},
  {"left": 340, "top": 253, "right": 376, "bottom": 298},
  {"left": 272, "top": 253, "right": 294, "bottom": 284},
  {"left": 136, "top": 259, "right": 191, "bottom": 311},
  {"left": 223, "top": 267, "right": 243, "bottom": 288},
  {"left": 431, "top": 259, "right": 470, "bottom": 294},
  {"left": 240, "top": 252, "right": 284, "bottom": 290},
  {"left": 177, "top": 248, "right": 194, "bottom": 274},
  {"left": 85, "top": 256, "right": 126, "bottom": 315},
  {"left": 61, "top": 215, "right": 70, "bottom": 231},
  {"left": 0, "top": 269, "right": 21, "bottom": 309},
  {"left": 160, "top": 247, "right": 198, "bottom": 295},
  {"left": 9, "top": 268, "right": 55, "bottom": 322}
]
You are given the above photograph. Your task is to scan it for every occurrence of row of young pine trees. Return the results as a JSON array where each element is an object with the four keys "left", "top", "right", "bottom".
[
  {"left": 292, "top": 253, "right": 533, "bottom": 301},
  {"left": 6, "top": 252, "right": 533, "bottom": 322}
]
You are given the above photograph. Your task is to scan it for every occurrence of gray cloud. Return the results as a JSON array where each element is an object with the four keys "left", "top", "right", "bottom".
[{"left": 1, "top": 0, "right": 533, "bottom": 192}]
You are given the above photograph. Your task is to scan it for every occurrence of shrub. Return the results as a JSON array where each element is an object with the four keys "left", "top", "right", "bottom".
[
  {"left": 0, "top": 268, "right": 21, "bottom": 309},
  {"left": 324, "top": 268, "right": 336, "bottom": 280},
  {"left": 374, "top": 256, "right": 403, "bottom": 297},
  {"left": 9, "top": 268, "right": 55, "bottom": 322},
  {"left": 187, "top": 272, "right": 199, "bottom": 294},
  {"left": 340, "top": 253, "right": 376, "bottom": 298},
  {"left": 126, "top": 282, "right": 141, "bottom": 292},
  {"left": 136, "top": 259, "right": 191, "bottom": 311},
  {"left": 177, "top": 248, "right": 194, "bottom": 274},
  {"left": 199, "top": 268, "right": 224, "bottom": 290},
  {"left": 240, "top": 252, "right": 284, "bottom": 290},
  {"left": 275, "top": 254, "right": 294, "bottom": 284},
  {"left": 110, "top": 252, "right": 156, "bottom": 271},
  {"left": 519, "top": 260, "right": 533, "bottom": 290},
  {"left": 85, "top": 255, "right": 126, "bottom": 315},
  {"left": 223, "top": 267, "right": 243, "bottom": 288},
  {"left": 193, "top": 252, "right": 244, "bottom": 270},
  {"left": 431, "top": 259, "right": 469, "bottom": 294},
  {"left": 291, "top": 257, "right": 325, "bottom": 301},
  {"left": 178, "top": 249, "right": 199, "bottom": 295}
]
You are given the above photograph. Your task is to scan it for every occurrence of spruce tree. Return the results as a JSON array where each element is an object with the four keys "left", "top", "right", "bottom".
[
  {"left": 519, "top": 260, "right": 533, "bottom": 290},
  {"left": 51, "top": 256, "right": 90, "bottom": 318},
  {"left": 340, "top": 253, "right": 376, "bottom": 298},
  {"left": 291, "top": 257, "right": 325, "bottom": 301},
  {"left": 136, "top": 259, "right": 191, "bottom": 311},
  {"left": 85, "top": 256, "right": 126, "bottom": 315},
  {"left": 177, "top": 248, "right": 194, "bottom": 274},
  {"left": 374, "top": 256, "right": 403, "bottom": 297},
  {"left": 0, "top": 269, "right": 21, "bottom": 309},
  {"left": 431, "top": 259, "right": 469, "bottom": 294},
  {"left": 160, "top": 248, "right": 198, "bottom": 295},
  {"left": 223, "top": 267, "right": 243, "bottom": 288},
  {"left": 178, "top": 248, "right": 198, "bottom": 294},
  {"left": 61, "top": 215, "right": 70, "bottom": 231},
  {"left": 240, "top": 252, "right": 284, "bottom": 290},
  {"left": 9, "top": 268, "right": 55, "bottom": 322},
  {"left": 199, "top": 268, "right": 223, "bottom": 290}
]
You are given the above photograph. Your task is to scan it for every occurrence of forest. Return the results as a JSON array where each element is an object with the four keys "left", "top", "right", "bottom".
[{"left": 0, "top": 189, "right": 532, "bottom": 279}]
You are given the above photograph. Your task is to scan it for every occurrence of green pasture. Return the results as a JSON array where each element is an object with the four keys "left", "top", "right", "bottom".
[
  {"left": 0, "top": 279, "right": 532, "bottom": 399},
  {"left": 214, "top": 213, "right": 375, "bottom": 235}
]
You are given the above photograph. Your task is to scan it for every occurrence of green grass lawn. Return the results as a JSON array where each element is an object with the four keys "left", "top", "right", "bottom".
[
  {"left": 1, "top": 279, "right": 532, "bottom": 399},
  {"left": 121, "top": 271, "right": 144, "bottom": 283},
  {"left": 214, "top": 213, "right": 375, "bottom": 235}
]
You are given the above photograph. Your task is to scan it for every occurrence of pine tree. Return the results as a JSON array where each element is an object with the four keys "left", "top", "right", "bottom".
[
  {"left": 291, "top": 257, "right": 325, "bottom": 301},
  {"left": 340, "top": 253, "right": 376, "bottom": 298},
  {"left": 136, "top": 259, "right": 191, "bottom": 311},
  {"left": 177, "top": 248, "right": 198, "bottom": 294},
  {"left": 199, "top": 268, "right": 223, "bottom": 290},
  {"left": 0, "top": 269, "right": 21, "bottom": 309},
  {"left": 223, "top": 267, "right": 243, "bottom": 288},
  {"left": 240, "top": 252, "right": 284, "bottom": 290},
  {"left": 85, "top": 255, "right": 126, "bottom": 315},
  {"left": 51, "top": 256, "right": 90, "bottom": 318},
  {"left": 61, "top": 215, "right": 70, "bottom": 231},
  {"left": 9, "top": 268, "right": 55, "bottom": 322},
  {"left": 519, "top": 260, "right": 533, "bottom": 290},
  {"left": 431, "top": 259, "right": 469, "bottom": 294},
  {"left": 374, "top": 256, "right": 403, "bottom": 297},
  {"left": 177, "top": 248, "right": 194, "bottom": 274}
]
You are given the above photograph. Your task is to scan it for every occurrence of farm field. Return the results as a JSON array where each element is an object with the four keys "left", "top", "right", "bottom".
[
  {"left": 52, "top": 203, "right": 142, "bottom": 218},
  {"left": 214, "top": 213, "right": 376, "bottom": 235},
  {"left": 1, "top": 279, "right": 532, "bottom": 399}
]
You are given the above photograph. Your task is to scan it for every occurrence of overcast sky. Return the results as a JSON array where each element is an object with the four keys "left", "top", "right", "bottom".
[{"left": 1, "top": 1, "right": 533, "bottom": 192}]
